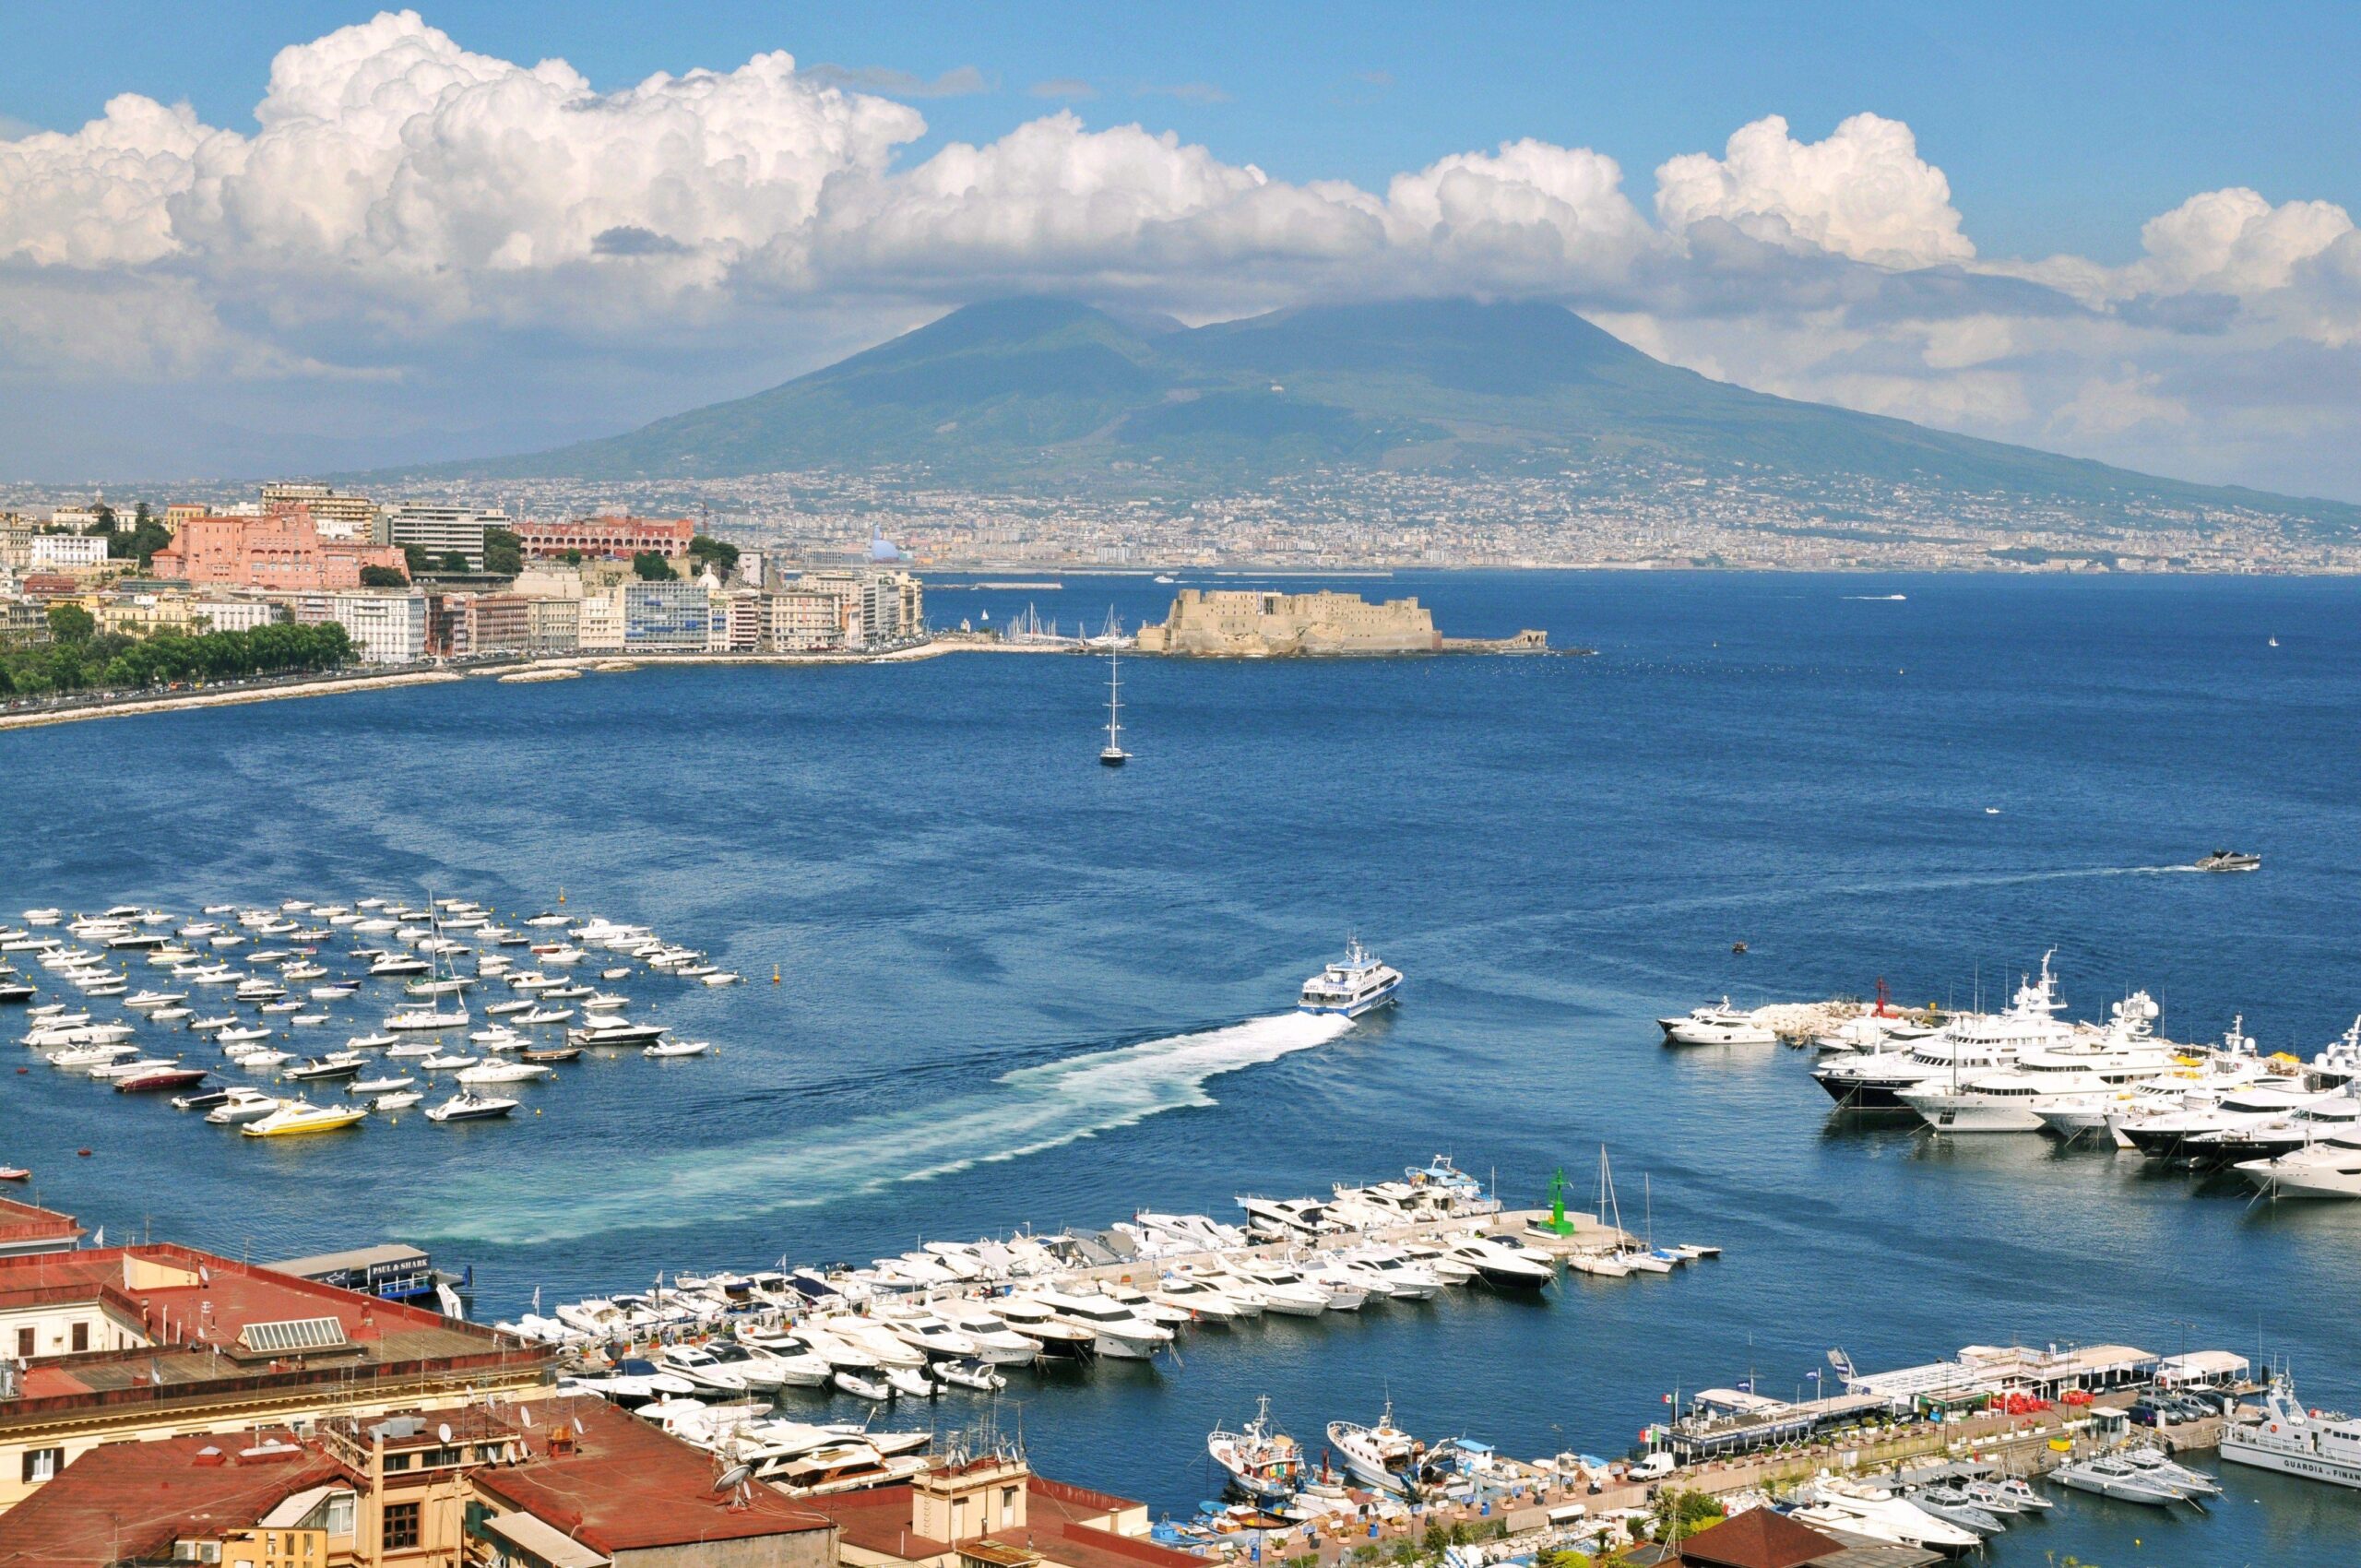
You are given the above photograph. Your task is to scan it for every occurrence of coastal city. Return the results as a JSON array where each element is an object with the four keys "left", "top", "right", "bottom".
[{"left": 6, "top": 6, "right": 2361, "bottom": 1568}]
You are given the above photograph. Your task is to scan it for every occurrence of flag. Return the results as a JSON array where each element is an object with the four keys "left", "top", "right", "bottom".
[
  {"left": 91, "top": 1226, "right": 103, "bottom": 1247},
  {"left": 1662, "top": 1393, "right": 1673, "bottom": 1405},
  {"left": 1808, "top": 1371, "right": 1823, "bottom": 1383},
  {"left": 1736, "top": 1381, "right": 1752, "bottom": 1393}
]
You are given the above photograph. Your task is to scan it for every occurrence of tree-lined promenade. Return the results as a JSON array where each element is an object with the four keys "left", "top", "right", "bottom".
[{"left": 0, "top": 612, "right": 353, "bottom": 696}]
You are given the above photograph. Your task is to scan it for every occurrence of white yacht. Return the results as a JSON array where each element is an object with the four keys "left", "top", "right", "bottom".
[
  {"left": 2118, "top": 1082, "right": 2327, "bottom": 1161},
  {"left": 2239, "top": 1129, "right": 2361, "bottom": 1198},
  {"left": 2192, "top": 1086, "right": 2361, "bottom": 1167},
  {"left": 1813, "top": 958, "right": 2082, "bottom": 1109},
  {"left": 1656, "top": 999, "right": 1776, "bottom": 1047},
  {"left": 203, "top": 1087, "right": 283, "bottom": 1125},
  {"left": 1223, "top": 1259, "right": 1332, "bottom": 1316},
  {"left": 1026, "top": 1289, "right": 1174, "bottom": 1359},
  {"left": 2222, "top": 1374, "right": 2361, "bottom": 1488},
  {"left": 1447, "top": 1236, "right": 1554, "bottom": 1289},
  {"left": 1900, "top": 985, "right": 2177, "bottom": 1134},
  {"left": 385, "top": 1004, "right": 469, "bottom": 1031},
  {"left": 1298, "top": 939, "right": 1402, "bottom": 1017},
  {"left": 1790, "top": 1482, "right": 1981, "bottom": 1552}
]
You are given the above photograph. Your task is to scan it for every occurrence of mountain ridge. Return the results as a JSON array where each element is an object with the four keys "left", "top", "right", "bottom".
[{"left": 393, "top": 297, "right": 2360, "bottom": 533}]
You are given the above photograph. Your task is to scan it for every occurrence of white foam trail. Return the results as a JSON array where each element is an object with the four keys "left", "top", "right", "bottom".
[{"left": 414, "top": 1010, "right": 1353, "bottom": 1243}]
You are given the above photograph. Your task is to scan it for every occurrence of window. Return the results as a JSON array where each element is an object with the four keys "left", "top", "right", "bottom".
[
  {"left": 70, "top": 1323, "right": 88, "bottom": 1353},
  {"left": 322, "top": 1494, "right": 356, "bottom": 1538},
  {"left": 22, "top": 1447, "right": 63, "bottom": 1483},
  {"left": 14, "top": 1326, "right": 30, "bottom": 1358},
  {"left": 381, "top": 1502, "right": 420, "bottom": 1551}
]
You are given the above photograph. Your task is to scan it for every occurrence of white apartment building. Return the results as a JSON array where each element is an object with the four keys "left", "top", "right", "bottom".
[
  {"left": 764, "top": 589, "right": 844, "bottom": 651},
  {"left": 383, "top": 503, "right": 507, "bottom": 569},
  {"left": 290, "top": 591, "right": 427, "bottom": 664},
  {"left": 195, "top": 599, "right": 288, "bottom": 634},
  {"left": 27, "top": 533, "right": 108, "bottom": 571},
  {"left": 577, "top": 589, "right": 623, "bottom": 651}
]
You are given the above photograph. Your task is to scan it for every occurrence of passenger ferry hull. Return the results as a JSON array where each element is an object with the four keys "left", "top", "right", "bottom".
[{"left": 1298, "top": 976, "right": 1402, "bottom": 1018}]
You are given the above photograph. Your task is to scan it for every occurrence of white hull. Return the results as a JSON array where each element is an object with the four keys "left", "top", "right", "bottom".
[{"left": 2220, "top": 1438, "right": 2361, "bottom": 1489}]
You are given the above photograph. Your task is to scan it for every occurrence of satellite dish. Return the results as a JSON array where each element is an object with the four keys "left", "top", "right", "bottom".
[
  {"left": 437, "top": 1423, "right": 453, "bottom": 1444},
  {"left": 520, "top": 1408, "right": 535, "bottom": 1428},
  {"left": 714, "top": 1463, "right": 753, "bottom": 1493},
  {"left": 572, "top": 1416, "right": 585, "bottom": 1436}
]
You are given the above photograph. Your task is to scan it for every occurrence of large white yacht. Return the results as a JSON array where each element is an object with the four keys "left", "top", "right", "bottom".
[
  {"left": 1901, "top": 991, "right": 2178, "bottom": 1134},
  {"left": 1813, "top": 957, "right": 2084, "bottom": 1110},
  {"left": 1298, "top": 939, "right": 1402, "bottom": 1017},
  {"left": 1657, "top": 1000, "right": 1775, "bottom": 1047},
  {"left": 2221, "top": 1373, "right": 2361, "bottom": 1487},
  {"left": 2238, "top": 1128, "right": 2361, "bottom": 1198}
]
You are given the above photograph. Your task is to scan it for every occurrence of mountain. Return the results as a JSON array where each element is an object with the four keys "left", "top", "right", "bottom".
[{"left": 412, "top": 297, "right": 2358, "bottom": 532}]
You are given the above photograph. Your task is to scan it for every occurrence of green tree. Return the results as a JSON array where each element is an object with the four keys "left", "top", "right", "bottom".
[
  {"left": 92, "top": 504, "right": 117, "bottom": 533},
  {"left": 1647, "top": 1490, "right": 1724, "bottom": 1545},
  {"left": 401, "top": 542, "right": 432, "bottom": 576},
  {"left": 110, "top": 517, "right": 173, "bottom": 565},
  {"left": 632, "top": 551, "right": 677, "bottom": 582},
  {"left": 46, "top": 603, "right": 95, "bottom": 643},
  {"left": 359, "top": 564, "right": 409, "bottom": 588},
  {"left": 135, "top": 501, "right": 153, "bottom": 528},
  {"left": 561, "top": 548, "right": 584, "bottom": 565},
  {"left": 482, "top": 526, "right": 523, "bottom": 576},
  {"left": 686, "top": 534, "right": 740, "bottom": 576},
  {"left": 438, "top": 551, "right": 468, "bottom": 573}
]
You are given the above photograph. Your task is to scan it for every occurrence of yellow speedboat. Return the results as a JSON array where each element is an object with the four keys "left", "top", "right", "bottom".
[{"left": 240, "top": 1100, "right": 367, "bottom": 1137}]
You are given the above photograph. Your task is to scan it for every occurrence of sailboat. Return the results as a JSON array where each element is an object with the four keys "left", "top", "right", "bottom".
[{"left": 1098, "top": 647, "right": 1131, "bottom": 767}]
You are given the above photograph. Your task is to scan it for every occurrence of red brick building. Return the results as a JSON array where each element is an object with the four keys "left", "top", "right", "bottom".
[{"left": 514, "top": 516, "right": 695, "bottom": 562}]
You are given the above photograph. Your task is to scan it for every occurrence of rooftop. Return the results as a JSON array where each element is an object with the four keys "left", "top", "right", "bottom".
[
  {"left": 0, "top": 1244, "right": 547, "bottom": 1425},
  {"left": 0, "top": 1429, "right": 350, "bottom": 1568},
  {"left": 806, "top": 1474, "right": 1194, "bottom": 1568},
  {"left": 0, "top": 1202, "right": 82, "bottom": 1255},
  {"left": 472, "top": 1398, "right": 836, "bottom": 1554}
]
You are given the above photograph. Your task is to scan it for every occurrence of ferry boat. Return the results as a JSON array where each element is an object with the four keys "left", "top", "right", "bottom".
[
  {"left": 1208, "top": 1396, "right": 1303, "bottom": 1502},
  {"left": 2222, "top": 1372, "right": 2361, "bottom": 1488},
  {"left": 1298, "top": 939, "right": 1402, "bottom": 1017}
]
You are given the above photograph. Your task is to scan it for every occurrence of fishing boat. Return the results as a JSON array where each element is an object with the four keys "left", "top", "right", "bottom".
[
  {"left": 1208, "top": 1397, "right": 1304, "bottom": 1503},
  {"left": 1326, "top": 1402, "right": 1422, "bottom": 1496}
]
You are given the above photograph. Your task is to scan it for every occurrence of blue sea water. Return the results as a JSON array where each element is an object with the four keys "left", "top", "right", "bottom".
[{"left": 6, "top": 570, "right": 2360, "bottom": 1566}]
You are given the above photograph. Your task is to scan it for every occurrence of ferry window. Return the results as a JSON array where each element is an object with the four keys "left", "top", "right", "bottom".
[
  {"left": 382, "top": 1502, "right": 421, "bottom": 1550},
  {"left": 22, "top": 1448, "right": 62, "bottom": 1482}
]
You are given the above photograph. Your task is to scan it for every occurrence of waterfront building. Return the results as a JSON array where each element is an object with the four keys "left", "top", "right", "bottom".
[
  {"left": 194, "top": 596, "right": 289, "bottom": 634},
  {"left": 578, "top": 590, "right": 624, "bottom": 651},
  {"left": 0, "top": 596, "right": 50, "bottom": 645},
  {"left": 465, "top": 592, "right": 536, "bottom": 653},
  {"left": 93, "top": 588, "right": 198, "bottom": 637},
  {"left": 718, "top": 588, "right": 765, "bottom": 652},
  {"left": 515, "top": 516, "right": 694, "bottom": 562},
  {"left": 152, "top": 512, "right": 406, "bottom": 593},
  {"left": 25, "top": 534, "right": 108, "bottom": 574},
  {"left": 1623, "top": 1507, "right": 1940, "bottom": 1567},
  {"left": 0, "top": 1208, "right": 552, "bottom": 1514},
  {"left": 527, "top": 595, "right": 581, "bottom": 653},
  {"left": 288, "top": 591, "right": 430, "bottom": 664},
  {"left": 262, "top": 483, "right": 383, "bottom": 543},
  {"left": 763, "top": 589, "right": 842, "bottom": 651},
  {"left": 424, "top": 592, "right": 470, "bottom": 658},
  {"left": 383, "top": 502, "right": 506, "bottom": 568},
  {"left": 621, "top": 580, "right": 716, "bottom": 651},
  {"left": 0, "top": 1397, "right": 835, "bottom": 1568}
]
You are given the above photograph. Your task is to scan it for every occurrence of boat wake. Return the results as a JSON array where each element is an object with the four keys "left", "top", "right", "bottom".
[{"left": 409, "top": 1010, "right": 1354, "bottom": 1243}]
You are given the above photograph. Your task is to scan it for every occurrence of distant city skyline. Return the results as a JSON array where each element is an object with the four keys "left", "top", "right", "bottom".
[{"left": 3, "top": 3, "right": 2359, "bottom": 500}]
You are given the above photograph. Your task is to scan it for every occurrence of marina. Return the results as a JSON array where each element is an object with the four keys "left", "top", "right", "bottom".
[{"left": 3, "top": 570, "right": 2359, "bottom": 1567}]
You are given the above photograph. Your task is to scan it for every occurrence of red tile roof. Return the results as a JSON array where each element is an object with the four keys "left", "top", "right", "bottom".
[
  {"left": 472, "top": 1399, "right": 836, "bottom": 1554},
  {"left": 1679, "top": 1508, "right": 1847, "bottom": 1568},
  {"left": 0, "top": 1431, "right": 349, "bottom": 1568}
]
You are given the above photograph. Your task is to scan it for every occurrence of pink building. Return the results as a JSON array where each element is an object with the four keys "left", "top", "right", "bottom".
[
  {"left": 151, "top": 509, "right": 406, "bottom": 591},
  {"left": 515, "top": 515, "right": 695, "bottom": 561}
]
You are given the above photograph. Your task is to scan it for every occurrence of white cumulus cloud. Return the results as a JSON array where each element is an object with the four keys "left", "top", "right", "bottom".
[{"left": 1654, "top": 113, "right": 1973, "bottom": 270}]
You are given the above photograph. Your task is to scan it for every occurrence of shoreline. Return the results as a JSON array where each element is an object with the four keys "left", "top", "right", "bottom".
[{"left": 0, "top": 639, "right": 1083, "bottom": 731}]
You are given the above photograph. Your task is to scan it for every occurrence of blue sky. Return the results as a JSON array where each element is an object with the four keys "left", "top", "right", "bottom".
[
  {"left": 11, "top": 1, "right": 2355, "bottom": 263},
  {"left": 3, "top": 3, "right": 2358, "bottom": 493}
]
